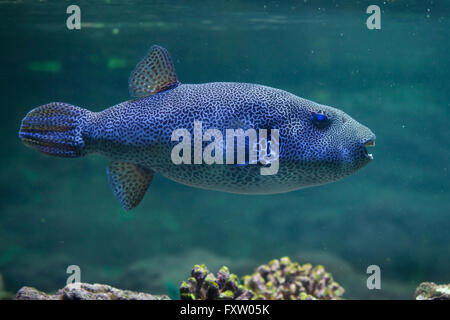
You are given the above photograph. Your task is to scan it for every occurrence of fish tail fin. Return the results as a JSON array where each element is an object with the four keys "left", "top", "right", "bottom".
[{"left": 19, "top": 102, "right": 91, "bottom": 158}]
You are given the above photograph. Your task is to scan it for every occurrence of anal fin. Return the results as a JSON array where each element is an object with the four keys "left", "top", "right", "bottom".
[{"left": 106, "top": 161, "right": 154, "bottom": 210}]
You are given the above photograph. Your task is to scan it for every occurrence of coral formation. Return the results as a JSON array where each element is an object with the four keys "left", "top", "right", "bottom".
[
  {"left": 242, "top": 257, "right": 344, "bottom": 300},
  {"left": 414, "top": 282, "right": 450, "bottom": 300},
  {"left": 12, "top": 259, "right": 447, "bottom": 301},
  {"left": 15, "top": 283, "right": 169, "bottom": 300},
  {"left": 180, "top": 265, "right": 254, "bottom": 300},
  {"left": 180, "top": 257, "right": 344, "bottom": 300},
  {"left": 118, "top": 248, "right": 237, "bottom": 296}
]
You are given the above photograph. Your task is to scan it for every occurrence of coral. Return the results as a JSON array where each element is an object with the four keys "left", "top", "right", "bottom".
[
  {"left": 180, "top": 265, "right": 254, "bottom": 300},
  {"left": 10, "top": 258, "right": 449, "bottom": 301},
  {"left": 119, "top": 248, "right": 234, "bottom": 295},
  {"left": 242, "top": 257, "right": 344, "bottom": 300},
  {"left": 180, "top": 257, "right": 344, "bottom": 300},
  {"left": 15, "top": 283, "right": 170, "bottom": 300},
  {"left": 414, "top": 282, "right": 450, "bottom": 300}
]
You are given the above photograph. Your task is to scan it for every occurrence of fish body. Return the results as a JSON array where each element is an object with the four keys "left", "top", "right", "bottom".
[{"left": 19, "top": 45, "right": 376, "bottom": 210}]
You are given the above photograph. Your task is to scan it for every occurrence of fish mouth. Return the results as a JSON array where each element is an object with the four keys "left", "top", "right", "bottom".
[{"left": 362, "top": 138, "right": 376, "bottom": 160}]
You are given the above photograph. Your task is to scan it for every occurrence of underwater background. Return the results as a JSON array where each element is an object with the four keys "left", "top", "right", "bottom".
[{"left": 0, "top": 0, "right": 449, "bottom": 299}]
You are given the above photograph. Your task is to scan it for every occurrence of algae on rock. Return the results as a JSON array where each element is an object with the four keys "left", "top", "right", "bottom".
[
  {"left": 15, "top": 283, "right": 170, "bottom": 300},
  {"left": 414, "top": 282, "right": 450, "bottom": 300}
]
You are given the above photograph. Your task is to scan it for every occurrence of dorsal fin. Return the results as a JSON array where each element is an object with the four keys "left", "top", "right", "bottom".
[
  {"left": 106, "top": 161, "right": 154, "bottom": 210},
  {"left": 128, "top": 45, "right": 179, "bottom": 98}
]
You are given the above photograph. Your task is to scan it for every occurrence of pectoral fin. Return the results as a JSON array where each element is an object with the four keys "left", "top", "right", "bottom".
[{"left": 106, "top": 161, "right": 154, "bottom": 210}]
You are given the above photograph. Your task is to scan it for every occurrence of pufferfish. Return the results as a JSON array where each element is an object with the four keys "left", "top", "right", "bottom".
[{"left": 19, "top": 45, "right": 375, "bottom": 210}]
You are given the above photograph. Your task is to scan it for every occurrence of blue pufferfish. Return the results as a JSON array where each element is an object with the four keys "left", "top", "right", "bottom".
[{"left": 19, "top": 45, "right": 376, "bottom": 210}]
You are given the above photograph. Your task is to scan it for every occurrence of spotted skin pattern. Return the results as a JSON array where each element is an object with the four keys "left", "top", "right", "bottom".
[
  {"left": 19, "top": 45, "right": 376, "bottom": 209},
  {"left": 85, "top": 82, "right": 375, "bottom": 194}
]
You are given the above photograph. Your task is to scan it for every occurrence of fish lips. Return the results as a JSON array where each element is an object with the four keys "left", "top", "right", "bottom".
[{"left": 362, "top": 138, "right": 376, "bottom": 160}]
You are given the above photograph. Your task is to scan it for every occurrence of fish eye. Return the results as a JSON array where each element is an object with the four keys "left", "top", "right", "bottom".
[{"left": 311, "top": 111, "right": 331, "bottom": 129}]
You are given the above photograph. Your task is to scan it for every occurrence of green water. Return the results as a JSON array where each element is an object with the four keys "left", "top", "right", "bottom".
[{"left": 0, "top": 0, "right": 449, "bottom": 299}]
